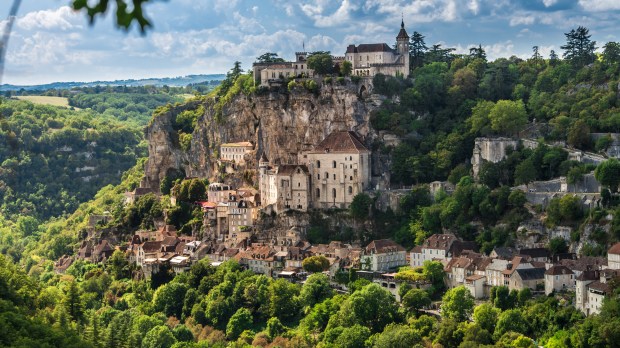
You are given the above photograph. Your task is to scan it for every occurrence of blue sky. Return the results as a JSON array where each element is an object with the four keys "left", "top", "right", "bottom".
[{"left": 2, "top": 0, "right": 620, "bottom": 85}]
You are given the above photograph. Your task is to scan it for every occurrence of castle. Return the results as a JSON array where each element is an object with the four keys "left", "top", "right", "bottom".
[{"left": 252, "top": 20, "right": 410, "bottom": 86}]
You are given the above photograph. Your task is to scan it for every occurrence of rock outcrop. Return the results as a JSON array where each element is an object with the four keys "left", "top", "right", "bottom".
[{"left": 144, "top": 84, "right": 381, "bottom": 190}]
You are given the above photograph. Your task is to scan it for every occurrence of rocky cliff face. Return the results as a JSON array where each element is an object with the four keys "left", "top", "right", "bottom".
[{"left": 144, "top": 84, "right": 384, "bottom": 190}]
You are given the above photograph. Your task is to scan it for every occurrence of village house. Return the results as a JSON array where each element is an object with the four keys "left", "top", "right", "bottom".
[
  {"left": 252, "top": 52, "right": 315, "bottom": 86},
  {"left": 208, "top": 183, "right": 235, "bottom": 203},
  {"left": 511, "top": 268, "right": 546, "bottom": 291},
  {"left": 227, "top": 198, "right": 256, "bottom": 237},
  {"left": 302, "top": 131, "right": 372, "bottom": 209},
  {"left": 410, "top": 234, "right": 477, "bottom": 268},
  {"left": 544, "top": 265, "right": 575, "bottom": 295},
  {"left": 444, "top": 251, "right": 492, "bottom": 291},
  {"left": 607, "top": 242, "right": 620, "bottom": 269},
  {"left": 360, "top": 239, "right": 407, "bottom": 272},
  {"left": 485, "top": 258, "right": 510, "bottom": 287}
]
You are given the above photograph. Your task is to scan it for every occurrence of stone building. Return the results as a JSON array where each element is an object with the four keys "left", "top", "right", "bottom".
[
  {"left": 259, "top": 160, "right": 310, "bottom": 212},
  {"left": 544, "top": 265, "right": 575, "bottom": 295},
  {"left": 208, "top": 183, "right": 235, "bottom": 203},
  {"left": 345, "top": 20, "right": 410, "bottom": 78},
  {"left": 220, "top": 142, "right": 253, "bottom": 164},
  {"left": 302, "top": 131, "right": 371, "bottom": 209},
  {"left": 360, "top": 239, "right": 407, "bottom": 272},
  {"left": 607, "top": 242, "right": 620, "bottom": 269},
  {"left": 252, "top": 52, "right": 315, "bottom": 86}
]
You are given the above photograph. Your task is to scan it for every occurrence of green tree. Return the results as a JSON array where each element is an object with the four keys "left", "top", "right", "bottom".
[
  {"left": 561, "top": 26, "right": 597, "bottom": 67},
  {"left": 142, "top": 325, "right": 177, "bottom": 348},
  {"left": 152, "top": 282, "right": 189, "bottom": 318},
  {"left": 333, "top": 324, "right": 371, "bottom": 348},
  {"left": 256, "top": 52, "right": 285, "bottom": 63},
  {"left": 106, "top": 249, "right": 129, "bottom": 279},
  {"left": 595, "top": 159, "right": 620, "bottom": 192},
  {"left": 301, "top": 255, "right": 330, "bottom": 273},
  {"left": 299, "top": 273, "right": 333, "bottom": 308},
  {"left": 494, "top": 309, "right": 529, "bottom": 340},
  {"left": 549, "top": 237, "right": 569, "bottom": 255},
  {"left": 329, "top": 283, "right": 399, "bottom": 333},
  {"left": 489, "top": 99, "right": 528, "bottom": 136},
  {"left": 63, "top": 281, "right": 84, "bottom": 323},
  {"left": 340, "top": 60, "right": 352, "bottom": 76},
  {"left": 423, "top": 260, "right": 446, "bottom": 290},
  {"left": 514, "top": 159, "right": 537, "bottom": 186},
  {"left": 567, "top": 119, "right": 591, "bottom": 149},
  {"left": 269, "top": 278, "right": 300, "bottom": 321},
  {"left": 410, "top": 31, "right": 428, "bottom": 69},
  {"left": 226, "top": 308, "right": 253, "bottom": 340},
  {"left": 492, "top": 285, "right": 515, "bottom": 311},
  {"left": 473, "top": 303, "right": 500, "bottom": 333},
  {"left": 402, "top": 288, "right": 431, "bottom": 314},
  {"left": 602, "top": 41, "right": 620, "bottom": 66},
  {"left": 371, "top": 323, "right": 421, "bottom": 347},
  {"left": 307, "top": 52, "right": 334, "bottom": 75},
  {"left": 440, "top": 286, "right": 474, "bottom": 322},
  {"left": 350, "top": 193, "right": 372, "bottom": 219},
  {"left": 266, "top": 317, "right": 286, "bottom": 339}
]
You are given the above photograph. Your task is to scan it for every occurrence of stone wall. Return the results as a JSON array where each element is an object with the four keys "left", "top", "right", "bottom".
[{"left": 471, "top": 137, "right": 518, "bottom": 178}]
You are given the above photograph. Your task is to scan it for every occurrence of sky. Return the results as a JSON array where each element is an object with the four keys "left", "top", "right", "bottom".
[{"left": 2, "top": 0, "right": 620, "bottom": 85}]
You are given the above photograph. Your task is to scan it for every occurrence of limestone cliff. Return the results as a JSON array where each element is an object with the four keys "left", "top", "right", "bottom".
[{"left": 144, "top": 83, "right": 385, "bottom": 190}]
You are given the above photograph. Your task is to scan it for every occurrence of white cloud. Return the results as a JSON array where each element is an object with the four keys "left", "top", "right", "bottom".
[
  {"left": 17, "top": 6, "right": 81, "bottom": 31},
  {"left": 468, "top": 0, "right": 480, "bottom": 15},
  {"left": 578, "top": 0, "right": 620, "bottom": 11},
  {"left": 509, "top": 14, "right": 535, "bottom": 26},
  {"left": 542, "top": 0, "right": 558, "bottom": 7},
  {"left": 151, "top": 32, "right": 175, "bottom": 54},
  {"left": 301, "top": 0, "right": 358, "bottom": 27}
]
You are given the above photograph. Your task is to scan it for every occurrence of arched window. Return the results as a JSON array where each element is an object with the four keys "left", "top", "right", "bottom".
[
  {"left": 332, "top": 161, "right": 336, "bottom": 168},
  {"left": 348, "top": 186, "right": 353, "bottom": 194},
  {"left": 317, "top": 161, "right": 321, "bottom": 168},
  {"left": 332, "top": 188, "right": 337, "bottom": 199},
  {"left": 324, "top": 172, "right": 328, "bottom": 179},
  {"left": 316, "top": 188, "right": 320, "bottom": 198}
]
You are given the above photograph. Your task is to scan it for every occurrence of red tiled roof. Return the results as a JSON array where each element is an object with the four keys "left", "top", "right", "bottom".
[
  {"left": 310, "top": 131, "right": 369, "bottom": 154},
  {"left": 365, "top": 239, "right": 405, "bottom": 254},
  {"left": 609, "top": 242, "right": 620, "bottom": 255}
]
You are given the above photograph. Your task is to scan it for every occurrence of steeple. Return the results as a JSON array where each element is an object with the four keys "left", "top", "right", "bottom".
[{"left": 397, "top": 18, "right": 409, "bottom": 40}]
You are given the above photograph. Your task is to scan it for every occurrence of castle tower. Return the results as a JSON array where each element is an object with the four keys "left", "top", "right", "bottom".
[{"left": 396, "top": 19, "right": 410, "bottom": 76}]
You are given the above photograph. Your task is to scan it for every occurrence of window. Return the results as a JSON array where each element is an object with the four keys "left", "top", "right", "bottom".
[
  {"left": 317, "top": 161, "right": 320, "bottom": 168},
  {"left": 332, "top": 188, "right": 336, "bottom": 199},
  {"left": 333, "top": 174, "right": 336, "bottom": 180},
  {"left": 316, "top": 188, "right": 320, "bottom": 198},
  {"left": 348, "top": 186, "right": 353, "bottom": 194},
  {"left": 324, "top": 172, "right": 328, "bottom": 179},
  {"left": 317, "top": 174, "right": 320, "bottom": 179},
  {"left": 332, "top": 160, "right": 336, "bottom": 168}
]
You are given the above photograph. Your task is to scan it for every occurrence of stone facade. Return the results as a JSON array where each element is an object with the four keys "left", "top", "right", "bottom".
[
  {"left": 220, "top": 141, "right": 253, "bottom": 164},
  {"left": 302, "top": 131, "right": 371, "bottom": 209},
  {"left": 259, "top": 161, "right": 310, "bottom": 212},
  {"left": 471, "top": 137, "right": 518, "bottom": 178}
]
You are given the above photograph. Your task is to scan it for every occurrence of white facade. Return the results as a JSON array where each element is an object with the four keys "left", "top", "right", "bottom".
[{"left": 220, "top": 142, "right": 253, "bottom": 164}]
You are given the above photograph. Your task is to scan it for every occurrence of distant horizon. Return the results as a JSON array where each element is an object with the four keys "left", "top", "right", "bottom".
[
  {"left": 3, "top": 0, "right": 620, "bottom": 85},
  {"left": 0, "top": 73, "right": 227, "bottom": 88}
]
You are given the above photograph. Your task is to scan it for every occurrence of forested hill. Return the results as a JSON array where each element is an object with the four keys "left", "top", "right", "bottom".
[{"left": 0, "top": 99, "right": 145, "bottom": 223}]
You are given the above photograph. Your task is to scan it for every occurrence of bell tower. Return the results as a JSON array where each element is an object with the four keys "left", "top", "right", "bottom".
[{"left": 396, "top": 18, "right": 410, "bottom": 76}]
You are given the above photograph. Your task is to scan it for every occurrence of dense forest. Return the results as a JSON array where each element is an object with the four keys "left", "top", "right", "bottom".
[{"left": 2, "top": 25, "right": 620, "bottom": 348}]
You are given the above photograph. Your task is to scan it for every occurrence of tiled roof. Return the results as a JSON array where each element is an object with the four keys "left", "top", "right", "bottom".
[
  {"left": 346, "top": 43, "right": 395, "bottom": 53},
  {"left": 588, "top": 281, "right": 611, "bottom": 294},
  {"left": 609, "top": 242, "right": 620, "bottom": 255},
  {"left": 515, "top": 268, "right": 545, "bottom": 280},
  {"left": 423, "top": 234, "right": 457, "bottom": 251},
  {"left": 519, "top": 248, "right": 550, "bottom": 259},
  {"left": 221, "top": 141, "right": 253, "bottom": 147},
  {"left": 310, "top": 131, "right": 370, "bottom": 154},
  {"left": 142, "top": 241, "right": 162, "bottom": 253},
  {"left": 277, "top": 164, "right": 309, "bottom": 176},
  {"left": 365, "top": 239, "right": 406, "bottom": 254},
  {"left": 396, "top": 21, "right": 409, "bottom": 39},
  {"left": 492, "top": 247, "right": 519, "bottom": 260},
  {"left": 545, "top": 265, "right": 574, "bottom": 275}
]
